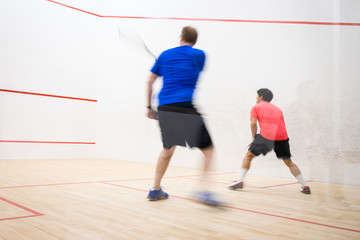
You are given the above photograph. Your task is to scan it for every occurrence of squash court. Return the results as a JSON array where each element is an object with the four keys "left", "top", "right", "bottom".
[
  {"left": 0, "top": 159, "right": 359, "bottom": 239},
  {"left": 1, "top": 0, "right": 360, "bottom": 239}
]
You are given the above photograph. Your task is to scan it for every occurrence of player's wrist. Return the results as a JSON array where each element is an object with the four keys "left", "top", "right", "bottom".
[{"left": 147, "top": 105, "right": 152, "bottom": 109}]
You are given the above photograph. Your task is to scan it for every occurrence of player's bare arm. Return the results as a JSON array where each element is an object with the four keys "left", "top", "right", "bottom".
[
  {"left": 250, "top": 118, "right": 257, "bottom": 139},
  {"left": 146, "top": 73, "right": 158, "bottom": 120}
]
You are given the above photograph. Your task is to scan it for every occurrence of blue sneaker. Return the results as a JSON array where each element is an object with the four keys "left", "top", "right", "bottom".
[
  {"left": 147, "top": 188, "right": 169, "bottom": 201},
  {"left": 194, "top": 191, "right": 224, "bottom": 206}
]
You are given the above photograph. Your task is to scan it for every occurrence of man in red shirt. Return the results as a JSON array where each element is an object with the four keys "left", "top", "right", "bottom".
[{"left": 228, "top": 88, "right": 310, "bottom": 194}]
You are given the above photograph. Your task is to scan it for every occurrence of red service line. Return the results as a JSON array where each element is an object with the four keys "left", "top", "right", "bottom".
[
  {"left": 184, "top": 176, "right": 263, "bottom": 188},
  {"left": 225, "top": 205, "right": 360, "bottom": 233},
  {"left": 102, "top": 182, "right": 148, "bottom": 192},
  {"left": 258, "top": 180, "right": 312, "bottom": 189},
  {"left": 0, "top": 181, "right": 103, "bottom": 189},
  {"left": 179, "top": 173, "right": 311, "bottom": 189},
  {"left": 168, "top": 172, "right": 232, "bottom": 178},
  {"left": 103, "top": 172, "right": 233, "bottom": 183},
  {"left": 0, "top": 89, "right": 97, "bottom": 102},
  {"left": 0, "top": 140, "right": 95, "bottom": 144},
  {"left": 46, "top": 0, "right": 360, "bottom": 26},
  {"left": 0, "top": 196, "right": 44, "bottom": 221},
  {"left": 0, "top": 172, "right": 230, "bottom": 189},
  {"left": 184, "top": 176, "right": 312, "bottom": 189}
]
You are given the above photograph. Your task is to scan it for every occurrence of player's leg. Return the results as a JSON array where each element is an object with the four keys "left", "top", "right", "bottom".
[
  {"left": 274, "top": 139, "right": 311, "bottom": 194},
  {"left": 153, "top": 146, "right": 176, "bottom": 190},
  {"left": 239, "top": 150, "right": 257, "bottom": 182},
  {"left": 242, "top": 150, "right": 256, "bottom": 169},
  {"left": 196, "top": 144, "right": 225, "bottom": 206},
  {"left": 148, "top": 106, "right": 184, "bottom": 201},
  {"left": 229, "top": 134, "right": 271, "bottom": 190},
  {"left": 228, "top": 151, "right": 256, "bottom": 190},
  {"left": 147, "top": 146, "right": 176, "bottom": 200},
  {"left": 191, "top": 116, "right": 223, "bottom": 206},
  {"left": 199, "top": 144, "right": 213, "bottom": 174},
  {"left": 185, "top": 111, "right": 214, "bottom": 181},
  {"left": 282, "top": 158, "right": 300, "bottom": 176},
  {"left": 198, "top": 144, "right": 214, "bottom": 193},
  {"left": 282, "top": 158, "right": 310, "bottom": 194}
]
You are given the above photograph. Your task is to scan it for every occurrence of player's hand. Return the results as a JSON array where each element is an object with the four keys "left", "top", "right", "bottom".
[{"left": 147, "top": 109, "right": 158, "bottom": 120}]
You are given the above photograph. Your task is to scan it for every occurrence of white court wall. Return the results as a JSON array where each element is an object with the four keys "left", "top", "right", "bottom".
[
  {"left": 1, "top": 0, "right": 359, "bottom": 185},
  {"left": 0, "top": 0, "right": 98, "bottom": 159}
]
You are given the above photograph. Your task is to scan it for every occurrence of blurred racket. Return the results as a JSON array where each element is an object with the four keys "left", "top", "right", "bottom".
[
  {"left": 117, "top": 22, "right": 157, "bottom": 60},
  {"left": 117, "top": 22, "right": 159, "bottom": 119}
]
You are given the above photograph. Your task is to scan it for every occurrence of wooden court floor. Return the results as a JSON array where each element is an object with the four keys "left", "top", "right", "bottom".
[{"left": 0, "top": 159, "right": 359, "bottom": 240}]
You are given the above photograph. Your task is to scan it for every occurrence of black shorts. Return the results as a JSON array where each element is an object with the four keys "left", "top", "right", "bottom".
[
  {"left": 157, "top": 102, "right": 213, "bottom": 149},
  {"left": 249, "top": 134, "right": 291, "bottom": 159}
]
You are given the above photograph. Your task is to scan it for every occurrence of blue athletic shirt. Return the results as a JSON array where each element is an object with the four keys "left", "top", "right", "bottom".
[{"left": 151, "top": 45, "right": 205, "bottom": 106}]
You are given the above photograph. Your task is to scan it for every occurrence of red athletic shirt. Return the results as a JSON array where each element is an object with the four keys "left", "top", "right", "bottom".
[{"left": 250, "top": 101, "right": 288, "bottom": 141}]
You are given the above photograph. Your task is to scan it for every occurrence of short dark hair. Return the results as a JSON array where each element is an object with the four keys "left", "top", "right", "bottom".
[
  {"left": 257, "top": 88, "right": 273, "bottom": 102},
  {"left": 181, "top": 26, "right": 198, "bottom": 44}
]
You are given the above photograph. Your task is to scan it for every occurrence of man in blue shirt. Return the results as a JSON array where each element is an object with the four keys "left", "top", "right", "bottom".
[{"left": 146, "top": 26, "right": 220, "bottom": 205}]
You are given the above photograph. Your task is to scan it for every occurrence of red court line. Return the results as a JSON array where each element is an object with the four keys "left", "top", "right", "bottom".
[
  {"left": 0, "top": 215, "right": 43, "bottom": 221},
  {"left": 0, "top": 173, "right": 229, "bottom": 189},
  {"left": 0, "top": 89, "right": 97, "bottom": 102},
  {"left": 1, "top": 174, "right": 359, "bottom": 232},
  {"left": 185, "top": 176, "right": 313, "bottom": 189},
  {"left": 225, "top": 205, "right": 360, "bottom": 233},
  {"left": 0, "top": 181, "right": 103, "bottom": 189},
  {"left": 0, "top": 140, "right": 95, "bottom": 144},
  {"left": 0, "top": 172, "right": 306, "bottom": 189},
  {"left": 183, "top": 176, "right": 262, "bottom": 188},
  {"left": 102, "top": 182, "right": 360, "bottom": 234},
  {"left": 103, "top": 182, "right": 148, "bottom": 192},
  {"left": 0, "top": 196, "right": 44, "bottom": 221},
  {"left": 46, "top": 0, "right": 360, "bottom": 26},
  {"left": 259, "top": 180, "right": 313, "bottom": 189},
  {"left": 172, "top": 172, "right": 232, "bottom": 178},
  {"left": 103, "top": 172, "right": 232, "bottom": 183}
]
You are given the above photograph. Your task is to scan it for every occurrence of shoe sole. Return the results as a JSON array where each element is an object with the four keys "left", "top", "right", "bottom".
[
  {"left": 200, "top": 200, "right": 222, "bottom": 207},
  {"left": 147, "top": 196, "right": 168, "bottom": 201},
  {"left": 228, "top": 182, "right": 243, "bottom": 190},
  {"left": 301, "top": 187, "right": 311, "bottom": 194},
  {"left": 193, "top": 198, "right": 223, "bottom": 207}
]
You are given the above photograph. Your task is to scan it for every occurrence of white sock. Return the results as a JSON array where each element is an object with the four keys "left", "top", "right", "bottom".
[
  {"left": 295, "top": 174, "right": 307, "bottom": 187},
  {"left": 238, "top": 168, "right": 248, "bottom": 182}
]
